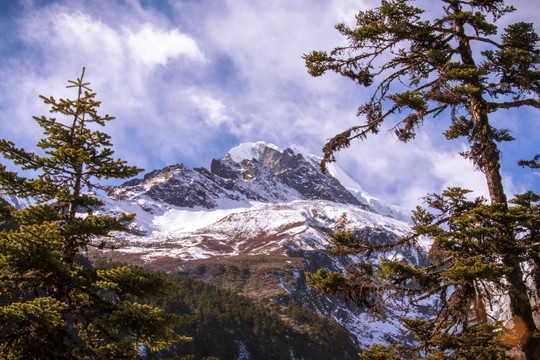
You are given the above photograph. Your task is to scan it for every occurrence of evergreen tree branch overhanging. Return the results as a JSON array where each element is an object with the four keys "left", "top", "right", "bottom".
[
  {"left": 304, "top": 0, "right": 539, "bottom": 358},
  {"left": 0, "top": 68, "right": 191, "bottom": 359}
]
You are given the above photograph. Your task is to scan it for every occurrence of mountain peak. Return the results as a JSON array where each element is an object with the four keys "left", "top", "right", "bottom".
[
  {"left": 109, "top": 141, "right": 409, "bottom": 221},
  {"left": 224, "top": 142, "right": 411, "bottom": 222},
  {"left": 225, "top": 141, "right": 281, "bottom": 163}
]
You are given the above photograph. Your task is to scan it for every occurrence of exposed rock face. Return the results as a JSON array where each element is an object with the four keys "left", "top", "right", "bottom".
[
  {"left": 46, "top": 142, "right": 422, "bottom": 348},
  {"left": 255, "top": 146, "right": 363, "bottom": 205},
  {"left": 111, "top": 164, "right": 226, "bottom": 208},
  {"left": 110, "top": 143, "right": 367, "bottom": 212},
  {"left": 209, "top": 158, "right": 241, "bottom": 180}
]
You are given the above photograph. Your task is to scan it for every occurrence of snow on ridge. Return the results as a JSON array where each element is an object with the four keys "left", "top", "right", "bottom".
[
  {"left": 226, "top": 141, "right": 281, "bottom": 163},
  {"left": 1, "top": 195, "right": 35, "bottom": 209},
  {"left": 325, "top": 162, "right": 365, "bottom": 192},
  {"left": 225, "top": 141, "right": 411, "bottom": 221},
  {"left": 148, "top": 199, "right": 408, "bottom": 244},
  {"left": 318, "top": 159, "right": 411, "bottom": 222},
  {"left": 152, "top": 205, "right": 252, "bottom": 235}
]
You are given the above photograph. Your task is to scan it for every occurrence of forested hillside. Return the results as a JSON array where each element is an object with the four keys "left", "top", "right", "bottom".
[{"left": 143, "top": 273, "right": 359, "bottom": 360}]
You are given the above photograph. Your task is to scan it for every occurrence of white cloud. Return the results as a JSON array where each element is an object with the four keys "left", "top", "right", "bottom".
[
  {"left": 431, "top": 151, "right": 489, "bottom": 196},
  {"left": 127, "top": 24, "right": 205, "bottom": 66},
  {"left": 326, "top": 126, "right": 497, "bottom": 210},
  {"left": 194, "top": 0, "right": 366, "bottom": 145},
  {"left": 0, "top": 2, "right": 211, "bottom": 169},
  {"left": 0, "top": 0, "right": 536, "bottom": 204},
  {"left": 189, "top": 92, "right": 232, "bottom": 127},
  {"left": 22, "top": 9, "right": 205, "bottom": 75},
  {"left": 54, "top": 12, "right": 123, "bottom": 58}
]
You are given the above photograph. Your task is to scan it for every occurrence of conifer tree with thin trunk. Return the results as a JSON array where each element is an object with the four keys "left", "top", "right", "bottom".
[
  {"left": 303, "top": 0, "right": 539, "bottom": 358},
  {"left": 0, "top": 68, "right": 191, "bottom": 359}
]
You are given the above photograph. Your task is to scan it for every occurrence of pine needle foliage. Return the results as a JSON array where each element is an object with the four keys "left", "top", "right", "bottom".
[
  {"left": 0, "top": 68, "right": 190, "bottom": 359},
  {"left": 304, "top": 1, "right": 540, "bottom": 357},
  {"left": 305, "top": 0, "right": 539, "bottom": 185},
  {"left": 307, "top": 188, "right": 540, "bottom": 358}
]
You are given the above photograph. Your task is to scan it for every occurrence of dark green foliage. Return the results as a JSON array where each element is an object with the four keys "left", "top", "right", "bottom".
[
  {"left": 358, "top": 344, "right": 404, "bottom": 360},
  {"left": 305, "top": 0, "right": 540, "bottom": 358},
  {"left": 147, "top": 274, "right": 359, "bottom": 360},
  {"left": 518, "top": 154, "right": 540, "bottom": 169},
  {"left": 304, "top": 0, "right": 539, "bottom": 180},
  {"left": 307, "top": 187, "right": 540, "bottom": 358},
  {"left": 0, "top": 199, "right": 18, "bottom": 231},
  {"left": 0, "top": 69, "right": 188, "bottom": 359}
]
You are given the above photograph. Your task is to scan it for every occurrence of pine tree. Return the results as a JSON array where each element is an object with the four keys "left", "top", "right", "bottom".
[
  {"left": 308, "top": 187, "right": 540, "bottom": 358},
  {"left": 0, "top": 68, "right": 190, "bottom": 359},
  {"left": 304, "top": 0, "right": 539, "bottom": 358}
]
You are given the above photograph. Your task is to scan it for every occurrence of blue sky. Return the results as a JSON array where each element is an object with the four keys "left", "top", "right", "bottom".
[{"left": 0, "top": 0, "right": 538, "bottom": 209}]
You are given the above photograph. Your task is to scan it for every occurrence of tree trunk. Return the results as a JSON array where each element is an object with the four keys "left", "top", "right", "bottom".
[
  {"left": 469, "top": 41, "right": 539, "bottom": 360},
  {"left": 502, "top": 256, "right": 540, "bottom": 358},
  {"left": 450, "top": 2, "right": 539, "bottom": 357}
]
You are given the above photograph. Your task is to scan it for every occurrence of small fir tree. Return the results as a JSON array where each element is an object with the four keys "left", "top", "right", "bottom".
[
  {"left": 0, "top": 68, "right": 190, "bottom": 359},
  {"left": 304, "top": 0, "right": 539, "bottom": 358}
]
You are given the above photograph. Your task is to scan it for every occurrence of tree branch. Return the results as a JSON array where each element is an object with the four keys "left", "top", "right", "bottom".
[{"left": 489, "top": 98, "right": 540, "bottom": 110}]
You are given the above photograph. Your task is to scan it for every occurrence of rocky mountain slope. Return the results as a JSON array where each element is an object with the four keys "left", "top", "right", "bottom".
[
  {"left": 85, "top": 142, "right": 428, "bottom": 350},
  {"left": 109, "top": 142, "right": 409, "bottom": 220},
  {"left": 3, "top": 142, "right": 428, "bottom": 352}
]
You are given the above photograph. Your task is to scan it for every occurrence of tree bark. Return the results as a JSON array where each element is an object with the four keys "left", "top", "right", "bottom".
[{"left": 450, "top": 2, "right": 539, "bottom": 358}]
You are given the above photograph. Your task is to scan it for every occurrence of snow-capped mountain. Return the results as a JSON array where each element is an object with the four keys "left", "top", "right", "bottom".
[
  {"left": 87, "top": 142, "right": 427, "bottom": 348},
  {"left": 2, "top": 141, "right": 425, "bottom": 349},
  {"left": 109, "top": 141, "right": 409, "bottom": 221}
]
